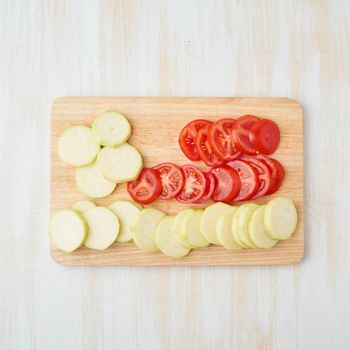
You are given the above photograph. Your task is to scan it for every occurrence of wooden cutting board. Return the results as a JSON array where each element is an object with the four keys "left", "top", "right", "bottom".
[{"left": 51, "top": 97, "right": 304, "bottom": 266}]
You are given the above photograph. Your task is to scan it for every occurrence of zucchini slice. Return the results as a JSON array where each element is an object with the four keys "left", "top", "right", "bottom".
[
  {"left": 155, "top": 216, "right": 191, "bottom": 258},
  {"left": 57, "top": 126, "right": 100, "bottom": 167},
  {"left": 49, "top": 209, "right": 87, "bottom": 252}
]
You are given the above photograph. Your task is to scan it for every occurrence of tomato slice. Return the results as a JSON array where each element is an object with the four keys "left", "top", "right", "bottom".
[
  {"left": 249, "top": 119, "right": 280, "bottom": 155},
  {"left": 179, "top": 119, "right": 212, "bottom": 161},
  {"left": 152, "top": 163, "right": 185, "bottom": 200},
  {"left": 240, "top": 156, "right": 271, "bottom": 199},
  {"left": 127, "top": 168, "right": 162, "bottom": 204},
  {"left": 208, "top": 119, "right": 240, "bottom": 161},
  {"left": 255, "top": 155, "right": 278, "bottom": 194},
  {"left": 227, "top": 160, "right": 259, "bottom": 201},
  {"left": 176, "top": 165, "right": 207, "bottom": 203},
  {"left": 209, "top": 165, "right": 241, "bottom": 203},
  {"left": 269, "top": 159, "right": 285, "bottom": 194},
  {"left": 195, "top": 124, "right": 223, "bottom": 166},
  {"left": 233, "top": 115, "right": 260, "bottom": 155},
  {"left": 194, "top": 172, "right": 216, "bottom": 203}
]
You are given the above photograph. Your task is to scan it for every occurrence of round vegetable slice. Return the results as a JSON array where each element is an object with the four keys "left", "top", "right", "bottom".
[
  {"left": 208, "top": 118, "right": 240, "bottom": 161},
  {"left": 49, "top": 209, "right": 87, "bottom": 252},
  {"left": 227, "top": 160, "right": 259, "bottom": 201},
  {"left": 181, "top": 209, "right": 210, "bottom": 248},
  {"left": 236, "top": 203, "right": 259, "bottom": 248},
  {"left": 199, "top": 202, "right": 231, "bottom": 244},
  {"left": 172, "top": 209, "right": 196, "bottom": 249},
  {"left": 92, "top": 111, "right": 131, "bottom": 147},
  {"left": 232, "top": 115, "right": 260, "bottom": 155},
  {"left": 195, "top": 124, "right": 223, "bottom": 166},
  {"left": 240, "top": 156, "right": 271, "bottom": 199},
  {"left": 109, "top": 201, "right": 142, "bottom": 242},
  {"left": 179, "top": 119, "right": 212, "bottom": 161},
  {"left": 248, "top": 205, "right": 278, "bottom": 248},
  {"left": 194, "top": 172, "right": 216, "bottom": 203},
  {"left": 232, "top": 208, "right": 249, "bottom": 248},
  {"left": 83, "top": 207, "right": 120, "bottom": 250},
  {"left": 176, "top": 165, "right": 207, "bottom": 203},
  {"left": 256, "top": 155, "right": 278, "bottom": 194},
  {"left": 217, "top": 207, "right": 242, "bottom": 250},
  {"left": 152, "top": 163, "right": 185, "bottom": 200},
  {"left": 264, "top": 197, "right": 297, "bottom": 240},
  {"left": 155, "top": 216, "right": 191, "bottom": 258},
  {"left": 58, "top": 126, "right": 100, "bottom": 167},
  {"left": 127, "top": 168, "right": 162, "bottom": 205},
  {"left": 131, "top": 208, "right": 166, "bottom": 252},
  {"left": 72, "top": 200, "right": 96, "bottom": 213},
  {"left": 96, "top": 143, "right": 143, "bottom": 183},
  {"left": 269, "top": 159, "right": 285, "bottom": 194},
  {"left": 249, "top": 119, "right": 280, "bottom": 155},
  {"left": 75, "top": 163, "right": 116, "bottom": 198},
  {"left": 209, "top": 165, "right": 241, "bottom": 203}
]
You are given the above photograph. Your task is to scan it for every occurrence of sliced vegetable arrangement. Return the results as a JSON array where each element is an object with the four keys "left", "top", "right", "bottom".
[
  {"left": 50, "top": 197, "right": 298, "bottom": 257},
  {"left": 57, "top": 111, "right": 143, "bottom": 198},
  {"left": 128, "top": 155, "right": 284, "bottom": 205},
  {"left": 53, "top": 108, "right": 298, "bottom": 261},
  {"left": 179, "top": 114, "right": 281, "bottom": 164}
]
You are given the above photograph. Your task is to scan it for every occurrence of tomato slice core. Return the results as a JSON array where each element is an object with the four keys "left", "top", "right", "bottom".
[
  {"left": 179, "top": 119, "right": 212, "bottom": 161},
  {"left": 127, "top": 168, "right": 162, "bottom": 204},
  {"left": 227, "top": 160, "right": 259, "bottom": 201},
  {"left": 152, "top": 163, "right": 185, "bottom": 200},
  {"left": 176, "top": 165, "right": 207, "bottom": 203},
  {"left": 233, "top": 115, "right": 259, "bottom": 155},
  {"left": 196, "top": 124, "right": 223, "bottom": 166},
  {"left": 208, "top": 118, "right": 240, "bottom": 161},
  {"left": 210, "top": 165, "right": 241, "bottom": 203},
  {"left": 240, "top": 156, "right": 271, "bottom": 199}
]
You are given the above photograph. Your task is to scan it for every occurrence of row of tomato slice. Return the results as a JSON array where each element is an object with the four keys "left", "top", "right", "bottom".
[
  {"left": 179, "top": 115, "right": 281, "bottom": 166},
  {"left": 127, "top": 155, "right": 285, "bottom": 205}
]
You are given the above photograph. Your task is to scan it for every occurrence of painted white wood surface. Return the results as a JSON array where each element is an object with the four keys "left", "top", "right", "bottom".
[{"left": 0, "top": 0, "right": 349, "bottom": 349}]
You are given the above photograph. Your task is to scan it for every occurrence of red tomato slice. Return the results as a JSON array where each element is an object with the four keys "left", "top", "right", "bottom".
[
  {"left": 176, "top": 165, "right": 207, "bottom": 203},
  {"left": 152, "top": 163, "right": 185, "bottom": 200},
  {"left": 249, "top": 119, "right": 280, "bottom": 155},
  {"left": 210, "top": 165, "right": 241, "bottom": 203},
  {"left": 208, "top": 119, "right": 240, "bottom": 161},
  {"left": 127, "top": 168, "right": 162, "bottom": 204},
  {"left": 179, "top": 119, "right": 212, "bottom": 161},
  {"left": 232, "top": 115, "right": 260, "bottom": 155},
  {"left": 269, "top": 159, "right": 285, "bottom": 194},
  {"left": 255, "top": 155, "right": 278, "bottom": 194},
  {"left": 240, "top": 156, "right": 271, "bottom": 199},
  {"left": 194, "top": 172, "right": 216, "bottom": 203},
  {"left": 195, "top": 124, "right": 223, "bottom": 166},
  {"left": 227, "top": 160, "right": 259, "bottom": 201}
]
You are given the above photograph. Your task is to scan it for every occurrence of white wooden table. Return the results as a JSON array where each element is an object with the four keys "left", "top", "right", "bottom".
[{"left": 1, "top": 1, "right": 349, "bottom": 349}]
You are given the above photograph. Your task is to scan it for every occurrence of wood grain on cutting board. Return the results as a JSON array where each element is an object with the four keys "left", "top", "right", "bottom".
[{"left": 51, "top": 97, "right": 303, "bottom": 265}]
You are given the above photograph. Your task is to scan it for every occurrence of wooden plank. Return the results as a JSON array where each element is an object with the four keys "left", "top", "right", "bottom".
[{"left": 51, "top": 97, "right": 303, "bottom": 265}]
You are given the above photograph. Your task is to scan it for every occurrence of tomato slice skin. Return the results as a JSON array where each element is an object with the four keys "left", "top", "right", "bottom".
[
  {"left": 208, "top": 118, "right": 241, "bottom": 161},
  {"left": 176, "top": 165, "right": 207, "bottom": 203},
  {"left": 240, "top": 155, "right": 271, "bottom": 199},
  {"left": 226, "top": 160, "right": 259, "bottom": 201},
  {"left": 249, "top": 119, "right": 280, "bottom": 155},
  {"left": 195, "top": 124, "right": 224, "bottom": 166},
  {"left": 127, "top": 168, "right": 162, "bottom": 204},
  {"left": 179, "top": 119, "right": 212, "bottom": 161},
  {"left": 269, "top": 158, "right": 285, "bottom": 194},
  {"left": 194, "top": 172, "right": 216, "bottom": 203},
  {"left": 233, "top": 115, "right": 260, "bottom": 155},
  {"left": 209, "top": 165, "right": 241, "bottom": 203},
  {"left": 152, "top": 163, "right": 185, "bottom": 200}
]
